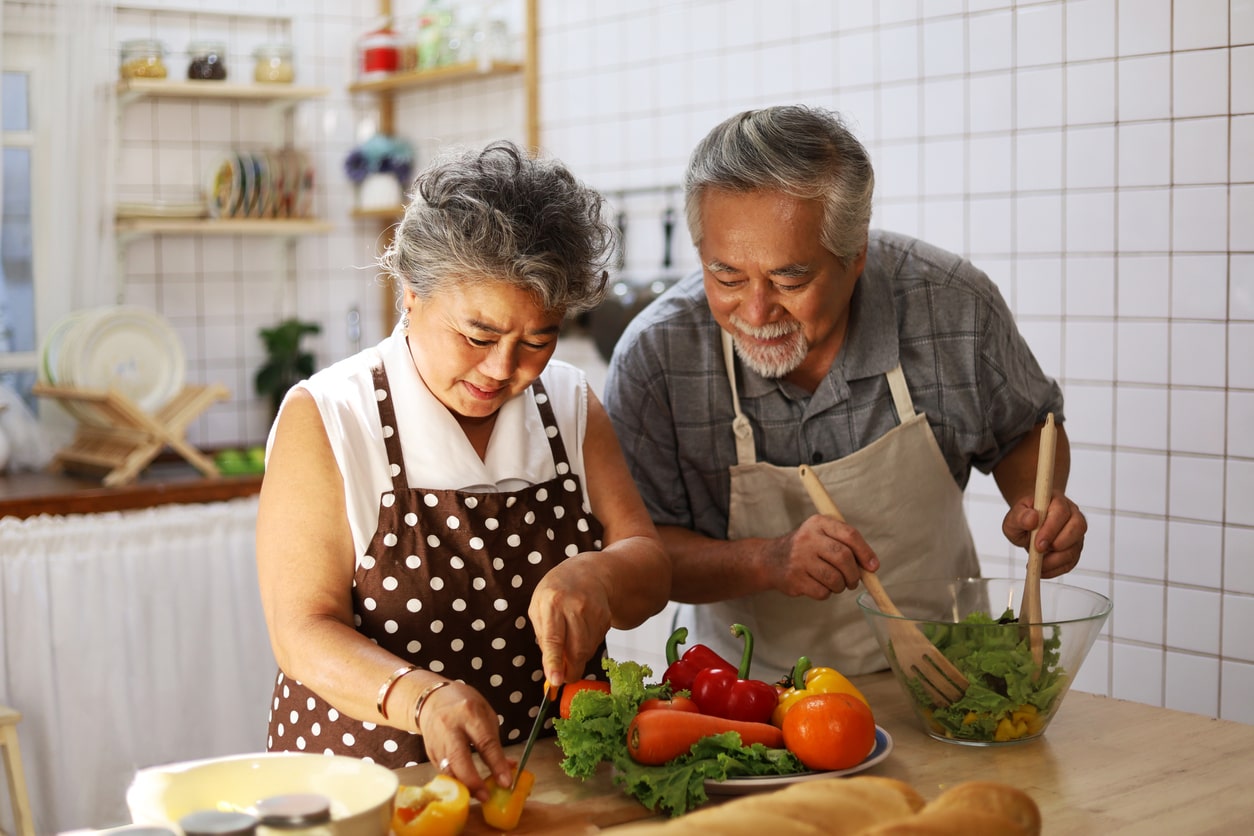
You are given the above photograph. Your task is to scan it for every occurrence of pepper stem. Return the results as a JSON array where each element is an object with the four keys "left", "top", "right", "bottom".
[
  {"left": 730, "top": 623, "right": 755, "bottom": 679},
  {"left": 665, "top": 626, "right": 689, "bottom": 665},
  {"left": 789, "top": 656, "right": 812, "bottom": 689}
]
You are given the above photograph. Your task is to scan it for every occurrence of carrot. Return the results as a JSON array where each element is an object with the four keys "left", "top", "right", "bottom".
[{"left": 626, "top": 709, "right": 785, "bottom": 765}]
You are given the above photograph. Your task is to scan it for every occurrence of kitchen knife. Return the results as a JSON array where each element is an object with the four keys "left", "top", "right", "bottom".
[{"left": 514, "top": 679, "right": 559, "bottom": 781}]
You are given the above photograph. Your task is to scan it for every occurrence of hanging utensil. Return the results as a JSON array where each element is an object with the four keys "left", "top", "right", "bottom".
[
  {"left": 661, "top": 204, "right": 675, "bottom": 272},
  {"left": 798, "top": 465, "right": 970, "bottom": 708},
  {"left": 1019, "top": 413, "right": 1058, "bottom": 672}
]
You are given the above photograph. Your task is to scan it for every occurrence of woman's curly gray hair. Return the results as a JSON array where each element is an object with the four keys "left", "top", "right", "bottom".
[
  {"left": 683, "top": 105, "right": 875, "bottom": 266},
  {"left": 381, "top": 140, "right": 613, "bottom": 316}
]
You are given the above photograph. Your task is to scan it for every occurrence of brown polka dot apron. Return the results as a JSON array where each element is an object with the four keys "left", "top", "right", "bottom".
[{"left": 267, "top": 362, "right": 606, "bottom": 767}]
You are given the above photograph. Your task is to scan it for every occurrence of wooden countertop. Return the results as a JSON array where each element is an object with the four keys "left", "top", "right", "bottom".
[
  {"left": 0, "top": 462, "right": 262, "bottom": 519},
  {"left": 398, "top": 672, "right": 1254, "bottom": 835}
]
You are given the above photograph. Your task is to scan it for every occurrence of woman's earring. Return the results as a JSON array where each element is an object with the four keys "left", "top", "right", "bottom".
[{"left": 401, "top": 310, "right": 410, "bottom": 328}]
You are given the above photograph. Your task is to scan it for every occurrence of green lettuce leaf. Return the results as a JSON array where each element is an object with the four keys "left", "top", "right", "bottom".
[{"left": 905, "top": 608, "right": 1066, "bottom": 741}]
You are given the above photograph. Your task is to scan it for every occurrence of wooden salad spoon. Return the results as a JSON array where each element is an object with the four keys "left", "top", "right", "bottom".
[
  {"left": 798, "top": 465, "right": 969, "bottom": 708},
  {"left": 1019, "top": 413, "right": 1058, "bottom": 672}
]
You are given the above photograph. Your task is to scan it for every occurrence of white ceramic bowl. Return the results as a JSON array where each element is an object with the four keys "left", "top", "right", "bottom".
[{"left": 126, "top": 752, "right": 398, "bottom": 836}]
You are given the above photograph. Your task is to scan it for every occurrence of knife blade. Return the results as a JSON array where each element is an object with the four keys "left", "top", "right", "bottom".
[{"left": 514, "top": 679, "right": 559, "bottom": 781}]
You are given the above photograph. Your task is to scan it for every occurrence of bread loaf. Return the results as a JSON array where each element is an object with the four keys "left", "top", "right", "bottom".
[
  {"left": 918, "top": 780, "right": 1041, "bottom": 835},
  {"left": 608, "top": 776, "right": 1039, "bottom": 836}
]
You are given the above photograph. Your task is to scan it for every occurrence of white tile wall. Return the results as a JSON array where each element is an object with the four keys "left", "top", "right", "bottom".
[{"left": 107, "top": 0, "right": 1254, "bottom": 723}]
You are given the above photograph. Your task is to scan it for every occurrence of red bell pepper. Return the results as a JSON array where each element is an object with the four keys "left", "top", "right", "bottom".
[
  {"left": 661, "top": 626, "right": 735, "bottom": 693},
  {"left": 690, "top": 623, "right": 778, "bottom": 725}
]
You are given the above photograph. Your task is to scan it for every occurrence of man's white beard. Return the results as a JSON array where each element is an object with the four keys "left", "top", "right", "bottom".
[{"left": 729, "top": 316, "right": 808, "bottom": 379}]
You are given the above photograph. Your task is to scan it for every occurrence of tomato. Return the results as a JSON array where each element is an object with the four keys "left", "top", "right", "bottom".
[
  {"left": 558, "top": 679, "right": 612, "bottom": 719},
  {"left": 638, "top": 695, "right": 700, "bottom": 713},
  {"left": 391, "top": 774, "right": 470, "bottom": 836}
]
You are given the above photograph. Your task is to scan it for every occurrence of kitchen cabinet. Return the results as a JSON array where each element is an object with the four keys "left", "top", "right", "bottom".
[{"left": 349, "top": 0, "right": 539, "bottom": 333}]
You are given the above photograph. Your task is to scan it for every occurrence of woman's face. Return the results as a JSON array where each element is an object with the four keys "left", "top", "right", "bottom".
[{"left": 405, "top": 279, "right": 564, "bottom": 422}]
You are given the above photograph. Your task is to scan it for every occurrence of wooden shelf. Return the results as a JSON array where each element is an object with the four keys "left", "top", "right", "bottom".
[
  {"left": 115, "top": 217, "right": 334, "bottom": 238},
  {"left": 116, "top": 78, "right": 330, "bottom": 105},
  {"left": 351, "top": 206, "right": 404, "bottom": 220},
  {"left": 347, "top": 60, "right": 524, "bottom": 94}
]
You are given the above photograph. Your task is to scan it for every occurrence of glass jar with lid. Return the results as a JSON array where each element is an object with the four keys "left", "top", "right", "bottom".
[
  {"left": 120, "top": 39, "right": 168, "bottom": 80},
  {"left": 253, "top": 43, "right": 294, "bottom": 83},
  {"left": 187, "top": 40, "right": 228, "bottom": 81}
]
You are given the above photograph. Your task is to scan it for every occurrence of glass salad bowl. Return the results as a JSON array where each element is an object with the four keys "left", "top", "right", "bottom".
[{"left": 857, "top": 577, "right": 1111, "bottom": 746}]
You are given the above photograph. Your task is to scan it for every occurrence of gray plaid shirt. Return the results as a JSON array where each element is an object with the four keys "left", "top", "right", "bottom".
[{"left": 602, "top": 229, "right": 1064, "bottom": 539}]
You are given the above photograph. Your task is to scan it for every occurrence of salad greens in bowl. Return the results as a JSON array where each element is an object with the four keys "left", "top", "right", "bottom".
[{"left": 857, "top": 577, "right": 1111, "bottom": 746}]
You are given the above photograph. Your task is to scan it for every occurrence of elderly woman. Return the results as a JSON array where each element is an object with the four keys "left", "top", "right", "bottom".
[{"left": 257, "top": 140, "right": 670, "bottom": 801}]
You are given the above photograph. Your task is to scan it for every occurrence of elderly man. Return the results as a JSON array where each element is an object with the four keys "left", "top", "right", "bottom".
[{"left": 603, "top": 105, "right": 1086, "bottom": 680}]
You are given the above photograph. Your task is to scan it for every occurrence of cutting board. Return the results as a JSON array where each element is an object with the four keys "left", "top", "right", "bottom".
[{"left": 394, "top": 737, "right": 657, "bottom": 834}]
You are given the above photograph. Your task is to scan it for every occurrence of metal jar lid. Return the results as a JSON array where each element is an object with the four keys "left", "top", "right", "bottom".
[
  {"left": 177, "top": 809, "right": 259, "bottom": 836},
  {"left": 253, "top": 793, "right": 333, "bottom": 828}
]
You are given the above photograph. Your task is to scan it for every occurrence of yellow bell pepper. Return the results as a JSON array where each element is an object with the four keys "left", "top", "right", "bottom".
[
  {"left": 771, "top": 657, "right": 869, "bottom": 727},
  {"left": 481, "top": 768, "right": 535, "bottom": 831},
  {"left": 391, "top": 774, "right": 470, "bottom": 836}
]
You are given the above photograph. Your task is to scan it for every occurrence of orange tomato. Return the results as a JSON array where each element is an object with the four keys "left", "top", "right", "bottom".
[
  {"left": 558, "top": 679, "right": 612, "bottom": 719},
  {"left": 781, "top": 693, "right": 876, "bottom": 772}
]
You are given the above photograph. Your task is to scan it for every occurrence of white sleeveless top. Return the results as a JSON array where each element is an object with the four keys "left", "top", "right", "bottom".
[{"left": 267, "top": 329, "right": 593, "bottom": 565}]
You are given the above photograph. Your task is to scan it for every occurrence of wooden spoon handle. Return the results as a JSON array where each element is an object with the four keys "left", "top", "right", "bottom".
[
  {"left": 1022, "top": 415, "right": 1058, "bottom": 625},
  {"left": 798, "top": 465, "right": 902, "bottom": 617}
]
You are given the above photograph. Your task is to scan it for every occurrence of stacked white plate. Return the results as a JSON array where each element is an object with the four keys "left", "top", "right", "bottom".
[{"left": 39, "top": 306, "right": 187, "bottom": 419}]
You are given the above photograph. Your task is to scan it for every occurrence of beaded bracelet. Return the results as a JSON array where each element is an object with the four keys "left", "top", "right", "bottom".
[
  {"left": 412, "top": 680, "right": 451, "bottom": 735},
  {"left": 376, "top": 664, "right": 418, "bottom": 720}
]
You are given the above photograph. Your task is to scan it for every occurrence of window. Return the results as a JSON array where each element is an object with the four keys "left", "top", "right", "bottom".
[{"left": 1, "top": 67, "right": 36, "bottom": 410}]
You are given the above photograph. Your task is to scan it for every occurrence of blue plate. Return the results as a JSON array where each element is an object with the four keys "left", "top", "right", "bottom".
[{"left": 704, "top": 725, "right": 893, "bottom": 795}]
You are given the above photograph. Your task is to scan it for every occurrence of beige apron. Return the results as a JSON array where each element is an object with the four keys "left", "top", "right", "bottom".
[{"left": 678, "top": 331, "right": 979, "bottom": 682}]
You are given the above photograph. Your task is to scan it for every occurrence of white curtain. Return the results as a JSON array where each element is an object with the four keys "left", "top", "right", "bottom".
[
  {"left": 0, "top": 498, "right": 278, "bottom": 834},
  {"left": 43, "top": 0, "right": 117, "bottom": 309}
]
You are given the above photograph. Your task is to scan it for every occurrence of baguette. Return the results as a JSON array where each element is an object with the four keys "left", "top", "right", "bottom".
[
  {"left": 609, "top": 776, "right": 922, "bottom": 835},
  {"left": 608, "top": 777, "right": 1040, "bottom": 836},
  {"left": 919, "top": 780, "right": 1041, "bottom": 836},
  {"left": 856, "top": 808, "right": 1029, "bottom": 836}
]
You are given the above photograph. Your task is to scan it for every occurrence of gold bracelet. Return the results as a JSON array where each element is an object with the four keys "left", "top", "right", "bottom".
[
  {"left": 376, "top": 664, "right": 418, "bottom": 720},
  {"left": 412, "top": 680, "right": 451, "bottom": 735}
]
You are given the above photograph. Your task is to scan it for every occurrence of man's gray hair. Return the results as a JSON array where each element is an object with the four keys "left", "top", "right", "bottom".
[{"left": 683, "top": 105, "right": 875, "bottom": 265}]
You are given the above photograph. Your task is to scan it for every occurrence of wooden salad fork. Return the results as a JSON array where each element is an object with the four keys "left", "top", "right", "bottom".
[
  {"left": 798, "top": 465, "right": 969, "bottom": 708},
  {"left": 1019, "top": 413, "right": 1058, "bottom": 673}
]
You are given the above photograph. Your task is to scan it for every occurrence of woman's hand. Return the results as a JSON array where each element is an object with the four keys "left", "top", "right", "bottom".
[
  {"left": 415, "top": 680, "right": 515, "bottom": 804},
  {"left": 528, "top": 558, "right": 614, "bottom": 687}
]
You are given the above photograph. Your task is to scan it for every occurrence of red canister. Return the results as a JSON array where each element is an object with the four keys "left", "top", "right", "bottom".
[{"left": 358, "top": 27, "right": 401, "bottom": 79}]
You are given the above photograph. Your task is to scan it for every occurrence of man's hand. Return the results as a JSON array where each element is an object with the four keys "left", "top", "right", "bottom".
[
  {"left": 767, "top": 514, "right": 881, "bottom": 599},
  {"left": 1002, "top": 489, "right": 1086, "bottom": 577}
]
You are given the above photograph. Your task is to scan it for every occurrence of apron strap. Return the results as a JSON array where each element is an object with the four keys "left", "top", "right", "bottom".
[
  {"left": 886, "top": 363, "right": 916, "bottom": 421},
  {"left": 370, "top": 358, "right": 409, "bottom": 493},
  {"left": 529, "top": 378, "right": 573, "bottom": 471},
  {"left": 721, "top": 330, "right": 758, "bottom": 467}
]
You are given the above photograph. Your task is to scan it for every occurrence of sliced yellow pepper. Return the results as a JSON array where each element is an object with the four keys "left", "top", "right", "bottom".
[
  {"left": 481, "top": 768, "right": 535, "bottom": 831},
  {"left": 771, "top": 657, "right": 869, "bottom": 727},
  {"left": 391, "top": 774, "right": 470, "bottom": 836}
]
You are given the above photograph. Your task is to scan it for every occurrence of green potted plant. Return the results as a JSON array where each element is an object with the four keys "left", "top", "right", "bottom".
[{"left": 255, "top": 318, "right": 321, "bottom": 419}]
